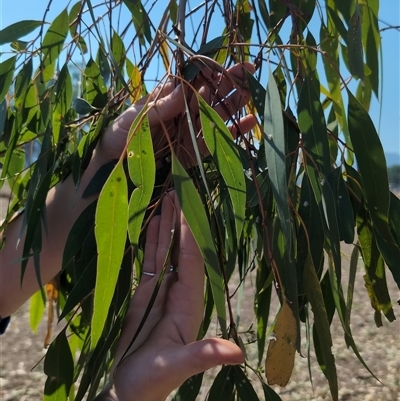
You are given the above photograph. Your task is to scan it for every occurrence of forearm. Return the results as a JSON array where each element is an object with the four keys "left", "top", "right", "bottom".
[{"left": 0, "top": 153, "right": 103, "bottom": 317}]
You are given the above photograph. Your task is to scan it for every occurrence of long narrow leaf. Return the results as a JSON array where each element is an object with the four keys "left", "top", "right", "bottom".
[
  {"left": 199, "top": 96, "right": 246, "bottom": 243},
  {"left": 92, "top": 162, "right": 128, "bottom": 350},
  {"left": 127, "top": 114, "right": 155, "bottom": 247},
  {"left": 172, "top": 154, "right": 227, "bottom": 337},
  {"left": 263, "top": 70, "right": 291, "bottom": 254},
  {"left": 304, "top": 254, "right": 338, "bottom": 401}
]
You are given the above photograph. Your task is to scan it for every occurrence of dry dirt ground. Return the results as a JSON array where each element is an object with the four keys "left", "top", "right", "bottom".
[{"left": 1, "top": 192, "right": 399, "bottom": 400}]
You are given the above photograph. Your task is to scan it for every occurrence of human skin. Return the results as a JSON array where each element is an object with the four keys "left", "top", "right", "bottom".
[
  {"left": 0, "top": 62, "right": 256, "bottom": 317},
  {"left": 94, "top": 191, "right": 245, "bottom": 401},
  {"left": 0, "top": 63, "right": 256, "bottom": 400}
]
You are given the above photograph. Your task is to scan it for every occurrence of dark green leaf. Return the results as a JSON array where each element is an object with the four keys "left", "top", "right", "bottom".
[
  {"left": 44, "top": 330, "right": 74, "bottom": 401},
  {"left": 69, "top": 2, "right": 88, "bottom": 53},
  {"left": 347, "top": 4, "right": 364, "bottom": 80},
  {"left": 262, "top": 381, "right": 282, "bottom": 401},
  {"left": 122, "top": 0, "right": 152, "bottom": 44},
  {"left": 297, "top": 174, "right": 324, "bottom": 293},
  {"left": 303, "top": 254, "right": 338, "bottom": 401},
  {"left": 208, "top": 366, "right": 235, "bottom": 401},
  {"left": 183, "top": 36, "right": 227, "bottom": 81},
  {"left": 172, "top": 154, "right": 227, "bottom": 337},
  {"left": 82, "top": 161, "right": 116, "bottom": 199},
  {"left": 199, "top": 96, "right": 246, "bottom": 243},
  {"left": 234, "top": 366, "right": 259, "bottom": 401},
  {"left": 14, "top": 58, "right": 33, "bottom": 99},
  {"left": 360, "top": 2, "right": 380, "bottom": 96},
  {"left": 60, "top": 257, "right": 96, "bottom": 321},
  {"left": 263, "top": 70, "right": 292, "bottom": 260},
  {"left": 347, "top": 90, "right": 400, "bottom": 287},
  {"left": 172, "top": 373, "right": 203, "bottom": 401},
  {"left": 389, "top": 192, "right": 400, "bottom": 245},
  {"left": 82, "top": 58, "right": 107, "bottom": 108},
  {"left": 331, "top": 167, "right": 355, "bottom": 244},
  {"left": 72, "top": 98, "right": 96, "bottom": 115},
  {"left": 345, "top": 245, "right": 359, "bottom": 327},
  {"left": 357, "top": 204, "right": 396, "bottom": 323},
  {"left": 0, "top": 20, "right": 42, "bottom": 45},
  {"left": 298, "top": 77, "right": 331, "bottom": 178},
  {"left": 112, "top": 31, "right": 126, "bottom": 69},
  {"left": 0, "top": 56, "right": 16, "bottom": 102},
  {"left": 96, "top": 47, "right": 111, "bottom": 84},
  {"left": 0, "top": 99, "right": 6, "bottom": 138},
  {"left": 256, "top": 257, "right": 272, "bottom": 365},
  {"left": 92, "top": 161, "right": 128, "bottom": 349}
]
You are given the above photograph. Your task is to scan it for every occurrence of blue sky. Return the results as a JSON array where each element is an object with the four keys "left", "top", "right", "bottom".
[{"left": 1, "top": 1, "right": 399, "bottom": 161}]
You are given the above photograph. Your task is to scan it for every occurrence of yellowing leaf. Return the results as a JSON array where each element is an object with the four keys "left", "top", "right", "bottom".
[
  {"left": 129, "top": 64, "right": 143, "bottom": 104},
  {"left": 245, "top": 102, "right": 262, "bottom": 141},
  {"left": 265, "top": 298, "right": 297, "bottom": 386},
  {"left": 159, "top": 38, "right": 170, "bottom": 72}
]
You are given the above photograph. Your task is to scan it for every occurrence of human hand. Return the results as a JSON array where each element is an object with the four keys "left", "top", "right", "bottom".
[
  {"left": 93, "top": 63, "right": 257, "bottom": 169},
  {"left": 103, "top": 191, "right": 244, "bottom": 401}
]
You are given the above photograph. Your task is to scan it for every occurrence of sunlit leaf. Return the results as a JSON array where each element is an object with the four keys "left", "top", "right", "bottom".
[
  {"left": 92, "top": 162, "right": 128, "bottom": 349},
  {"left": 127, "top": 113, "right": 155, "bottom": 247},
  {"left": 30, "top": 287, "right": 46, "bottom": 333}
]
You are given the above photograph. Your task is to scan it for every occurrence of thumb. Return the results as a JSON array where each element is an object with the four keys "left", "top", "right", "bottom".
[{"left": 176, "top": 338, "right": 244, "bottom": 378}]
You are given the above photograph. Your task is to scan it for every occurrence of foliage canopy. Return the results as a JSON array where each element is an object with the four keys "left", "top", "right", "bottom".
[{"left": 0, "top": 0, "right": 398, "bottom": 400}]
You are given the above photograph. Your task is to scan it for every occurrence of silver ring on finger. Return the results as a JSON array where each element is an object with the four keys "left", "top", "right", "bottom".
[{"left": 142, "top": 271, "right": 156, "bottom": 277}]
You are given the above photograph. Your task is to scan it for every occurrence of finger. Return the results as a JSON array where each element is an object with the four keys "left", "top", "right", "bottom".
[
  {"left": 141, "top": 215, "right": 161, "bottom": 283},
  {"left": 111, "top": 84, "right": 185, "bottom": 135},
  {"left": 136, "top": 77, "right": 180, "bottom": 105},
  {"left": 167, "top": 209, "right": 204, "bottom": 342},
  {"left": 172, "top": 338, "right": 244, "bottom": 380},
  {"left": 229, "top": 114, "right": 258, "bottom": 139},
  {"left": 210, "top": 86, "right": 252, "bottom": 122},
  {"left": 193, "top": 62, "right": 255, "bottom": 110}
]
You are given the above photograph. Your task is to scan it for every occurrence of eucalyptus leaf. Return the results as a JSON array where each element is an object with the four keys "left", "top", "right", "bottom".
[
  {"left": 172, "top": 154, "right": 227, "bottom": 338},
  {"left": 199, "top": 96, "right": 246, "bottom": 243},
  {"left": 0, "top": 56, "right": 16, "bottom": 102},
  {"left": 92, "top": 162, "right": 128, "bottom": 349},
  {"left": 0, "top": 20, "right": 42, "bottom": 45}
]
